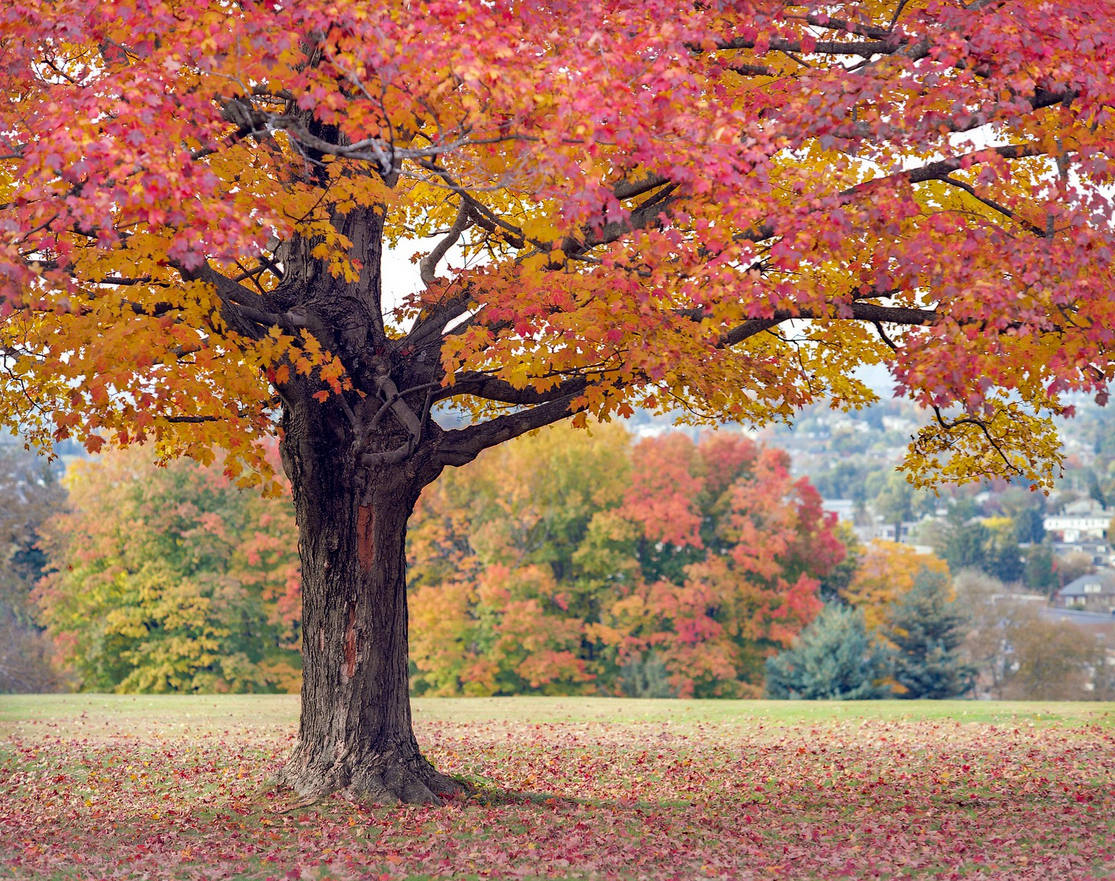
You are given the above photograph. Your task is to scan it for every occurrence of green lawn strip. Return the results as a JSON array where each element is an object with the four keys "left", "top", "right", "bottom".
[{"left": 2, "top": 695, "right": 1113, "bottom": 738}]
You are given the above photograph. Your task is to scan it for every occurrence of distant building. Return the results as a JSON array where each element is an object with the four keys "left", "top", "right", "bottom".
[
  {"left": 821, "top": 499, "right": 856, "bottom": 523},
  {"left": 1050, "top": 540, "right": 1112, "bottom": 567},
  {"left": 872, "top": 521, "right": 908, "bottom": 542},
  {"left": 860, "top": 518, "right": 923, "bottom": 544},
  {"left": 1044, "top": 499, "right": 1112, "bottom": 543},
  {"left": 1055, "top": 570, "right": 1115, "bottom": 614}
]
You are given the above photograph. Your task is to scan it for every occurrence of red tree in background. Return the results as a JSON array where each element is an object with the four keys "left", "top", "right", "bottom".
[{"left": 410, "top": 427, "right": 844, "bottom": 698}]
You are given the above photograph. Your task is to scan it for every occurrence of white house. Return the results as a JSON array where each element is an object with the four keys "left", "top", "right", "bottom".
[{"left": 1044, "top": 500, "right": 1112, "bottom": 543}]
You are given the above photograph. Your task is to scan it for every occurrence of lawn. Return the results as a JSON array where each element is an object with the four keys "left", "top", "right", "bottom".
[{"left": 1, "top": 696, "right": 1113, "bottom": 880}]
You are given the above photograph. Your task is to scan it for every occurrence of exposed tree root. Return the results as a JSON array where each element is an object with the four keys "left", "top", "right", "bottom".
[{"left": 275, "top": 748, "right": 464, "bottom": 806}]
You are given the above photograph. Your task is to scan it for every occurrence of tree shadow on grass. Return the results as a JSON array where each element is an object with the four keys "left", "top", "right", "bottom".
[
  {"left": 456, "top": 780, "right": 580, "bottom": 808},
  {"left": 449, "top": 775, "right": 693, "bottom": 812}
]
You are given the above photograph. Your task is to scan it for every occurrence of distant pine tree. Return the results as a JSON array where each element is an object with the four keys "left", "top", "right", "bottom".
[
  {"left": 886, "top": 570, "right": 975, "bottom": 699},
  {"left": 619, "top": 652, "right": 676, "bottom": 698},
  {"left": 765, "top": 605, "right": 892, "bottom": 700}
]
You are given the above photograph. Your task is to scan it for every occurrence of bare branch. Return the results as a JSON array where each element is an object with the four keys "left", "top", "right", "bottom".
[
  {"left": 716, "top": 302, "right": 935, "bottom": 348},
  {"left": 431, "top": 373, "right": 588, "bottom": 407},
  {"left": 161, "top": 414, "right": 221, "bottom": 424},
  {"left": 613, "top": 174, "right": 670, "bottom": 200},
  {"left": 435, "top": 394, "right": 582, "bottom": 467},
  {"left": 936, "top": 175, "right": 1047, "bottom": 237},
  {"left": 930, "top": 404, "right": 1022, "bottom": 477},
  {"left": 713, "top": 35, "right": 895, "bottom": 57},
  {"left": 418, "top": 200, "right": 473, "bottom": 287}
]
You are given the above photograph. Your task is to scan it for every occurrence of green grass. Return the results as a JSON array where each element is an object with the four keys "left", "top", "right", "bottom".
[{"left": 0, "top": 693, "right": 1111, "bottom": 739}]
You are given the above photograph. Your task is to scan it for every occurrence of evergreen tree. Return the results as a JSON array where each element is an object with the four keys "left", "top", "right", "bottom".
[
  {"left": 988, "top": 539, "right": 1025, "bottom": 585},
  {"left": 885, "top": 571, "right": 975, "bottom": 699},
  {"left": 765, "top": 605, "right": 892, "bottom": 700},
  {"left": 1023, "top": 544, "right": 1059, "bottom": 596},
  {"left": 1013, "top": 509, "right": 1046, "bottom": 545},
  {"left": 940, "top": 521, "right": 993, "bottom": 574}
]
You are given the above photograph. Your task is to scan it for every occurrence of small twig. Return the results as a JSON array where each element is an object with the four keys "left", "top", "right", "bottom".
[
  {"left": 872, "top": 320, "right": 899, "bottom": 352},
  {"left": 930, "top": 405, "right": 1021, "bottom": 476}
]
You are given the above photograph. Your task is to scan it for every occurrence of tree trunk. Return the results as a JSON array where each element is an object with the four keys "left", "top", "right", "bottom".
[{"left": 273, "top": 400, "right": 459, "bottom": 805}]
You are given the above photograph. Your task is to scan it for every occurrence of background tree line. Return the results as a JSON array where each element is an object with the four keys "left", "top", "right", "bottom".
[
  {"left": 407, "top": 424, "right": 844, "bottom": 698},
  {"left": 5, "top": 427, "right": 1110, "bottom": 700},
  {"left": 4, "top": 443, "right": 302, "bottom": 693}
]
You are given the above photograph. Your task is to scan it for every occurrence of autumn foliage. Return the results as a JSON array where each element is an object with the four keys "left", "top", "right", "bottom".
[
  {"left": 2, "top": 1, "right": 1114, "bottom": 486},
  {"left": 843, "top": 539, "right": 950, "bottom": 632},
  {"left": 409, "top": 426, "right": 843, "bottom": 697},
  {"left": 35, "top": 447, "right": 301, "bottom": 693}
]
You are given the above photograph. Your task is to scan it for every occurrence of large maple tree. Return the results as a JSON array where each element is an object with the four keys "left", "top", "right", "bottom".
[{"left": 2, "top": 0, "right": 1114, "bottom": 802}]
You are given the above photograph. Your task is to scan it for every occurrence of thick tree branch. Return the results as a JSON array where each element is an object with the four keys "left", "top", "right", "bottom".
[
  {"left": 184, "top": 262, "right": 338, "bottom": 350},
  {"left": 434, "top": 394, "right": 582, "bottom": 467},
  {"left": 717, "top": 303, "right": 936, "bottom": 348},
  {"left": 415, "top": 161, "right": 534, "bottom": 250},
  {"left": 557, "top": 183, "right": 680, "bottom": 261},
  {"left": 613, "top": 173, "right": 671, "bottom": 200},
  {"left": 418, "top": 201, "right": 473, "bottom": 287},
  {"left": 789, "top": 12, "right": 893, "bottom": 40},
  {"left": 430, "top": 373, "right": 588, "bottom": 408},
  {"left": 713, "top": 35, "right": 895, "bottom": 57},
  {"left": 181, "top": 263, "right": 284, "bottom": 338},
  {"left": 402, "top": 291, "right": 476, "bottom": 354}
]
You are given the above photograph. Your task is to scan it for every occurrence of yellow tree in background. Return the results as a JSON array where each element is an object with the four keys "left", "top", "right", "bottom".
[{"left": 844, "top": 540, "right": 950, "bottom": 632}]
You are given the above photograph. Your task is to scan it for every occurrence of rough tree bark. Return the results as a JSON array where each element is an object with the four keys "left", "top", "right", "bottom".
[
  {"left": 244, "top": 178, "right": 480, "bottom": 804},
  {"left": 273, "top": 391, "right": 461, "bottom": 804}
]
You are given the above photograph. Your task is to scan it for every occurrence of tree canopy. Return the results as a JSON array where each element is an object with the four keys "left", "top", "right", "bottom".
[{"left": 2, "top": 1, "right": 1114, "bottom": 485}]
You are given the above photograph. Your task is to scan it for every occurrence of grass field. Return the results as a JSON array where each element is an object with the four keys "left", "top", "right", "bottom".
[{"left": 1, "top": 696, "right": 1113, "bottom": 880}]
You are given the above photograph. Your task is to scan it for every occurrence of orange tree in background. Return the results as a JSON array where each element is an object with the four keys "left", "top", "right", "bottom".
[
  {"left": 409, "top": 426, "right": 842, "bottom": 698},
  {"left": 2, "top": 1, "right": 1114, "bottom": 802},
  {"left": 36, "top": 447, "right": 301, "bottom": 693},
  {"left": 843, "top": 539, "right": 951, "bottom": 632}
]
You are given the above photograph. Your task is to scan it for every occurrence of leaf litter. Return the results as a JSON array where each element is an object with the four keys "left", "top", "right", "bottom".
[{"left": 2, "top": 713, "right": 1113, "bottom": 880}]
